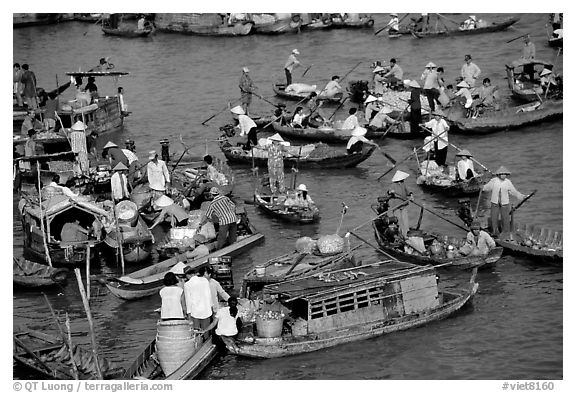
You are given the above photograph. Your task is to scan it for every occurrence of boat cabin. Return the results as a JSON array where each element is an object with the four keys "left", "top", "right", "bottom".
[{"left": 505, "top": 59, "right": 554, "bottom": 102}]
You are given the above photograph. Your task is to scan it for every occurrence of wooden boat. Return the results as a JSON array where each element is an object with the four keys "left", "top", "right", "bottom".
[
  {"left": 272, "top": 82, "right": 343, "bottom": 103},
  {"left": 13, "top": 13, "right": 63, "bottom": 27},
  {"left": 505, "top": 59, "right": 555, "bottom": 103},
  {"left": 104, "top": 221, "right": 264, "bottom": 300},
  {"left": 254, "top": 190, "right": 320, "bottom": 224},
  {"left": 103, "top": 216, "right": 154, "bottom": 264},
  {"left": 74, "top": 13, "right": 103, "bottom": 22},
  {"left": 373, "top": 222, "right": 503, "bottom": 269},
  {"left": 19, "top": 193, "right": 105, "bottom": 267},
  {"left": 219, "top": 139, "right": 376, "bottom": 169},
  {"left": 123, "top": 326, "right": 217, "bottom": 380},
  {"left": 300, "top": 18, "right": 333, "bottom": 31},
  {"left": 548, "top": 36, "right": 562, "bottom": 48},
  {"left": 271, "top": 122, "right": 351, "bottom": 144},
  {"left": 495, "top": 224, "right": 562, "bottom": 264},
  {"left": 224, "top": 260, "right": 478, "bottom": 358},
  {"left": 329, "top": 14, "right": 374, "bottom": 29},
  {"left": 367, "top": 122, "right": 427, "bottom": 140},
  {"left": 155, "top": 13, "right": 253, "bottom": 36},
  {"left": 416, "top": 166, "right": 492, "bottom": 197},
  {"left": 13, "top": 330, "right": 123, "bottom": 379},
  {"left": 445, "top": 99, "right": 563, "bottom": 135},
  {"left": 13, "top": 257, "right": 68, "bottom": 288},
  {"left": 102, "top": 26, "right": 153, "bottom": 37},
  {"left": 397, "top": 16, "right": 519, "bottom": 37},
  {"left": 252, "top": 15, "right": 301, "bottom": 34}
]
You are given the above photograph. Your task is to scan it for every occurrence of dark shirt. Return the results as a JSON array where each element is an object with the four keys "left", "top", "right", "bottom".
[
  {"left": 409, "top": 89, "right": 421, "bottom": 109},
  {"left": 107, "top": 147, "right": 129, "bottom": 168}
]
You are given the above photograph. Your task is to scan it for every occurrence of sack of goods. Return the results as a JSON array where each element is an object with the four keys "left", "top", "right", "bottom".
[
  {"left": 115, "top": 200, "right": 139, "bottom": 226},
  {"left": 198, "top": 221, "right": 217, "bottom": 240},
  {"left": 295, "top": 236, "right": 317, "bottom": 254},
  {"left": 317, "top": 234, "right": 344, "bottom": 256},
  {"left": 285, "top": 83, "right": 317, "bottom": 94}
]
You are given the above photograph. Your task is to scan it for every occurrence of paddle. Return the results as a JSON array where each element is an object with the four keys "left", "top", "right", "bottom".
[
  {"left": 374, "top": 13, "right": 410, "bottom": 36},
  {"left": 327, "top": 97, "right": 349, "bottom": 122},
  {"left": 396, "top": 195, "right": 469, "bottom": 232},
  {"left": 201, "top": 98, "right": 242, "bottom": 125},
  {"left": 301, "top": 64, "right": 313, "bottom": 77},
  {"left": 510, "top": 190, "right": 537, "bottom": 215},
  {"left": 170, "top": 135, "right": 193, "bottom": 173},
  {"left": 348, "top": 231, "right": 399, "bottom": 261},
  {"left": 253, "top": 93, "right": 283, "bottom": 109},
  {"left": 506, "top": 33, "right": 530, "bottom": 44},
  {"left": 283, "top": 253, "right": 309, "bottom": 277}
]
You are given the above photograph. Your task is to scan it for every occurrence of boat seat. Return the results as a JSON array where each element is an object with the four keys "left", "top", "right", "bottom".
[{"left": 118, "top": 276, "right": 144, "bottom": 284}]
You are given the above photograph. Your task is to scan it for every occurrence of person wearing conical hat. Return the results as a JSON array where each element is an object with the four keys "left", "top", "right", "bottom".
[
  {"left": 373, "top": 65, "right": 388, "bottom": 95},
  {"left": 369, "top": 104, "right": 399, "bottom": 129},
  {"left": 482, "top": 166, "right": 527, "bottom": 239},
  {"left": 459, "top": 219, "right": 496, "bottom": 256},
  {"left": 453, "top": 80, "right": 474, "bottom": 115},
  {"left": 230, "top": 105, "right": 258, "bottom": 150},
  {"left": 422, "top": 62, "right": 441, "bottom": 113},
  {"left": 239, "top": 66, "right": 256, "bottom": 115},
  {"left": 388, "top": 170, "right": 413, "bottom": 238},
  {"left": 149, "top": 194, "right": 189, "bottom": 230},
  {"left": 284, "top": 49, "right": 301, "bottom": 86},
  {"left": 294, "top": 183, "right": 315, "bottom": 208},
  {"left": 423, "top": 109, "right": 450, "bottom": 166},
  {"left": 456, "top": 149, "right": 477, "bottom": 181},
  {"left": 364, "top": 95, "right": 380, "bottom": 123},
  {"left": 70, "top": 121, "right": 90, "bottom": 175},
  {"left": 110, "top": 162, "right": 131, "bottom": 202},
  {"left": 539, "top": 68, "right": 558, "bottom": 96},
  {"left": 266, "top": 133, "right": 287, "bottom": 194},
  {"left": 386, "top": 13, "right": 399, "bottom": 35},
  {"left": 461, "top": 15, "right": 477, "bottom": 30},
  {"left": 146, "top": 150, "right": 171, "bottom": 200},
  {"left": 460, "top": 54, "right": 481, "bottom": 87},
  {"left": 120, "top": 144, "right": 140, "bottom": 187},
  {"left": 347, "top": 126, "right": 378, "bottom": 155},
  {"left": 102, "top": 140, "right": 129, "bottom": 169},
  {"left": 406, "top": 80, "right": 422, "bottom": 135}
]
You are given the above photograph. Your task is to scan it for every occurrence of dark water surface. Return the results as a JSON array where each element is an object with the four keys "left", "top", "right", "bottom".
[{"left": 13, "top": 13, "right": 562, "bottom": 380}]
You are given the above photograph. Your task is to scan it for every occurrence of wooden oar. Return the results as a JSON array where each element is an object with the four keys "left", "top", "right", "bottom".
[
  {"left": 327, "top": 97, "right": 349, "bottom": 121},
  {"left": 253, "top": 93, "right": 282, "bottom": 109},
  {"left": 340, "top": 61, "right": 363, "bottom": 84},
  {"left": 201, "top": 98, "right": 242, "bottom": 125},
  {"left": 283, "top": 253, "right": 309, "bottom": 277},
  {"left": 510, "top": 190, "right": 537, "bottom": 215},
  {"left": 348, "top": 231, "right": 399, "bottom": 261},
  {"left": 506, "top": 33, "right": 530, "bottom": 44},
  {"left": 301, "top": 64, "right": 313, "bottom": 77},
  {"left": 395, "top": 194, "right": 469, "bottom": 232}
]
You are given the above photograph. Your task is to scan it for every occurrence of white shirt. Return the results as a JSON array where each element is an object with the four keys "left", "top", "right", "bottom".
[
  {"left": 146, "top": 159, "right": 170, "bottom": 191},
  {"left": 209, "top": 279, "right": 230, "bottom": 311},
  {"left": 347, "top": 135, "right": 369, "bottom": 150},
  {"left": 460, "top": 62, "right": 481, "bottom": 87},
  {"left": 137, "top": 18, "right": 146, "bottom": 30},
  {"left": 215, "top": 307, "right": 238, "bottom": 337},
  {"left": 284, "top": 54, "right": 300, "bottom": 72},
  {"left": 457, "top": 158, "right": 476, "bottom": 179},
  {"left": 122, "top": 149, "right": 139, "bottom": 165},
  {"left": 110, "top": 172, "right": 130, "bottom": 200},
  {"left": 48, "top": 182, "right": 78, "bottom": 198},
  {"left": 342, "top": 114, "right": 359, "bottom": 130},
  {"left": 424, "top": 118, "right": 449, "bottom": 149},
  {"left": 482, "top": 178, "right": 524, "bottom": 205},
  {"left": 455, "top": 88, "right": 474, "bottom": 108},
  {"left": 184, "top": 276, "right": 212, "bottom": 319},
  {"left": 159, "top": 286, "right": 184, "bottom": 319},
  {"left": 292, "top": 113, "right": 305, "bottom": 127},
  {"left": 237, "top": 114, "right": 257, "bottom": 137}
]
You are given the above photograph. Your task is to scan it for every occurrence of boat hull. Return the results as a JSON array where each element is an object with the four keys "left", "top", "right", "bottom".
[
  {"left": 254, "top": 193, "right": 320, "bottom": 224},
  {"left": 102, "top": 27, "right": 153, "bottom": 37},
  {"left": 398, "top": 17, "right": 519, "bottom": 38},
  {"left": 417, "top": 171, "right": 491, "bottom": 197}
]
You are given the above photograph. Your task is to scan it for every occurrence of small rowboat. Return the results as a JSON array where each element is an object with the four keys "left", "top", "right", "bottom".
[
  {"left": 13, "top": 257, "right": 68, "bottom": 288},
  {"left": 272, "top": 82, "right": 342, "bottom": 103},
  {"left": 397, "top": 16, "right": 519, "bottom": 38},
  {"left": 495, "top": 224, "right": 562, "bottom": 264},
  {"left": 252, "top": 15, "right": 301, "bottom": 34},
  {"left": 329, "top": 14, "right": 374, "bottom": 29},
  {"left": 102, "top": 26, "right": 153, "bottom": 37},
  {"left": 254, "top": 191, "right": 320, "bottom": 224},
  {"left": 219, "top": 140, "right": 376, "bottom": 169},
  {"left": 416, "top": 170, "right": 492, "bottom": 197},
  {"left": 13, "top": 330, "right": 124, "bottom": 380}
]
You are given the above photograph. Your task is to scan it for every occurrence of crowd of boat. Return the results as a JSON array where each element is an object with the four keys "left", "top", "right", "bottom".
[{"left": 13, "top": 13, "right": 563, "bottom": 381}]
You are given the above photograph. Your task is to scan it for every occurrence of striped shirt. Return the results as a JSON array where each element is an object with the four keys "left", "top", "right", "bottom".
[{"left": 205, "top": 195, "right": 237, "bottom": 225}]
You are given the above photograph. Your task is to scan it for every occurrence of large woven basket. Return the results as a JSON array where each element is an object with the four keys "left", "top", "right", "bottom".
[
  {"left": 256, "top": 316, "right": 283, "bottom": 338},
  {"left": 156, "top": 320, "right": 198, "bottom": 376}
]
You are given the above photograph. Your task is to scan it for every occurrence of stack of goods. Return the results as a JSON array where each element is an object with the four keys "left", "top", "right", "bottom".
[
  {"left": 316, "top": 234, "right": 344, "bottom": 256},
  {"left": 209, "top": 256, "right": 233, "bottom": 290},
  {"left": 307, "top": 143, "right": 340, "bottom": 159},
  {"left": 379, "top": 91, "right": 430, "bottom": 115},
  {"left": 295, "top": 236, "right": 317, "bottom": 254},
  {"left": 35, "top": 130, "right": 66, "bottom": 140},
  {"left": 285, "top": 83, "right": 318, "bottom": 95}
]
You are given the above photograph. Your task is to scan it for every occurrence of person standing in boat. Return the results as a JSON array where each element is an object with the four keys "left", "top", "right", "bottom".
[
  {"left": 459, "top": 220, "right": 496, "bottom": 256},
  {"left": 460, "top": 54, "right": 481, "bottom": 88},
  {"left": 102, "top": 141, "right": 129, "bottom": 168},
  {"left": 70, "top": 121, "right": 90, "bottom": 175},
  {"left": 21, "top": 129, "right": 37, "bottom": 171},
  {"left": 206, "top": 266, "right": 230, "bottom": 312},
  {"left": 121, "top": 143, "right": 140, "bottom": 187},
  {"left": 284, "top": 49, "right": 301, "bottom": 86},
  {"left": 266, "top": 134, "right": 287, "bottom": 194},
  {"left": 347, "top": 126, "right": 378, "bottom": 155},
  {"left": 110, "top": 162, "right": 131, "bottom": 203},
  {"left": 230, "top": 105, "right": 258, "bottom": 150},
  {"left": 422, "top": 109, "right": 450, "bottom": 167},
  {"left": 146, "top": 150, "right": 171, "bottom": 199},
  {"left": 117, "top": 87, "right": 128, "bottom": 114},
  {"left": 406, "top": 80, "right": 422, "bottom": 134},
  {"left": 455, "top": 150, "right": 477, "bottom": 181},
  {"left": 184, "top": 266, "right": 213, "bottom": 330},
  {"left": 422, "top": 63, "right": 441, "bottom": 113},
  {"left": 239, "top": 67, "right": 256, "bottom": 115},
  {"left": 388, "top": 170, "right": 413, "bottom": 238},
  {"left": 520, "top": 35, "right": 536, "bottom": 82},
  {"left": 137, "top": 15, "right": 147, "bottom": 31},
  {"left": 159, "top": 272, "right": 187, "bottom": 321},
  {"left": 43, "top": 93, "right": 59, "bottom": 131},
  {"left": 13, "top": 63, "right": 24, "bottom": 107},
  {"left": 482, "top": 166, "right": 527, "bottom": 240},
  {"left": 20, "top": 64, "right": 38, "bottom": 110},
  {"left": 202, "top": 187, "right": 238, "bottom": 250}
]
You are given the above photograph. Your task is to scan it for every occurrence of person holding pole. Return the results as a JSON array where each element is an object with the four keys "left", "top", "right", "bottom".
[
  {"left": 20, "top": 64, "right": 38, "bottom": 109},
  {"left": 422, "top": 109, "right": 450, "bottom": 167},
  {"left": 284, "top": 49, "right": 301, "bottom": 86},
  {"left": 388, "top": 170, "right": 413, "bottom": 238},
  {"left": 230, "top": 105, "right": 258, "bottom": 150},
  {"left": 239, "top": 66, "right": 256, "bottom": 115}
]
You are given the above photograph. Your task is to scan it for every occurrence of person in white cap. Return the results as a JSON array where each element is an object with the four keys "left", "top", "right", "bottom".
[
  {"left": 460, "top": 15, "right": 477, "bottom": 30},
  {"left": 460, "top": 54, "right": 481, "bottom": 87},
  {"left": 407, "top": 80, "right": 422, "bottom": 134},
  {"left": 70, "top": 121, "right": 90, "bottom": 175},
  {"left": 383, "top": 58, "right": 403, "bottom": 88},
  {"left": 110, "top": 162, "right": 131, "bottom": 202},
  {"left": 453, "top": 81, "right": 474, "bottom": 116},
  {"left": 230, "top": 105, "right": 258, "bottom": 150},
  {"left": 372, "top": 66, "right": 387, "bottom": 95},
  {"left": 149, "top": 195, "right": 189, "bottom": 230},
  {"left": 388, "top": 170, "right": 413, "bottom": 238},
  {"left": 455, "top": 149, "right": 477, "bottom": 181},
  {"left": 239, "top": 66, "right": 256, "bottom": 115},
  {"left": 266, "top": 134, "right": 287, "bottom": 194},
  {"left": 364, "top": 95, "right": 380, "bottom": 123},
  {"left": 422, "top": 109, "right": 450, "bottom": 166},
  {"left": 284, "top": 49, "right": 301, "bottom": 86},
  {"left": 422, "top": 62, "right": 441, "bottom": 113},
  {"left": 347, "top": 126, "right": 378, "bottom": 155},
  {"left": 201, "top": 187, "right": 238, "bottom": 250},
  {"left": 369, "top": 103, "right": 399, "bottom": 129},
  {"left": 482, "top": 166, "right": 527, "bottom": 239},
  {"left": 386, "top": 13, "right": 399, "bottom": 35},
  {"left": 121, "top": 145, "right": 140, "bottom": 187},
  {"left": 146, "top": 150, "right": 171, "bottom": 199},
  {"left": 295, "top": 184, "right": 315, "bottom": 208}
]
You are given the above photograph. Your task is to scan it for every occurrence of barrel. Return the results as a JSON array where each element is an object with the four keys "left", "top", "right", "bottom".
[
  {"left": 255, "top": 265, "right": 265, "bottom": 277},
  {"left": 255, "top": 316, "right": 283, "bottom": 338},
  {"left": 116, "top": 200, "right": 139, "bottom": 226},
  {"left": 156, "top": 320, "right": 199, "bottom": 376}
]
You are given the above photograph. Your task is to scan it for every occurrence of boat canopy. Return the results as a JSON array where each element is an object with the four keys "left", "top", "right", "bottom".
[
  {"left": 506, "top": 58, "right": 554, "bottom": 70},
  {"left": 24, "top": 195, "right": 108, "bottom": 220}
]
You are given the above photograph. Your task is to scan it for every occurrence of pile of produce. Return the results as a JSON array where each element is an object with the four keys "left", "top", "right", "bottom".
[
  {"left": 379, "top": 91, "right": 430, "bottom": 113},
  {"left": 317, "top": 234, "right": 344, "bottom": 255},
  {"left": 315, "top": 270, "right": 367, "bottom": 282},
  {"left": 256, "top": 309, "right": 285, "bottom": 321},
  {"left": 307, "top": 143, "right": 341, "bottom": 159},
  {"left": 295, "top": 236, "right": 317, "bottom": 254}
]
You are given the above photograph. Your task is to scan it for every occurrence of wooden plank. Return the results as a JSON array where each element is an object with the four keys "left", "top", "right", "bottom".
[{"left": 399, "top": 275, "right": 439, "bottom": 314}]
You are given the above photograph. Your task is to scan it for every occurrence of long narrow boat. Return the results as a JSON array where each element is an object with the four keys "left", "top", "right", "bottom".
[
  {"left": 373, "top": 222, "right": 503, "bottom": 269},
  {"left": 416, "top": 169, "right": 492, "bottom": 197},
  {"left": 254, "top": 190, "right": 320, "bottom": 224},
  {"left": 155, "top": 13, "right": 253, "bottom": 36},
  {"left": 224, "top": 260, "right": 478, "bottom": 358},
  {"left": 329, "top": 14, "right": 374, "bottom": 29},
  {"left": 104, "top": 221, "right": 264, "bottom": 300},
  {"left": 252, "top": 15, "right": 301, "bottom": 34},
  {"left": 445, "top": 100, "right": 563, "bottom": 135},
  {"left": 13, "top": 257, "right": 68, "bottom": 288},
  {"left": 219, "top": 140, "right": 376, "bottom": 169},
  {"left": 505, "top": 59, "right": 556, "bottom": 103},
  {"left": 367, "top": 122, "right": 427, "bottom": 140},
  {"left": 102, "top": 26, "right": 153, "bottom": 37},
  {"left": 495, "top": 224, "right": 562, "bottom": 264},
  {"left": 13, "top": 330, "right": 124, "bottom": 379},
  {"left": 397, "top": 16, "right": 519, "bottom": 37},
  {"left": 272, "top": 82, "right": 342, "bottom": 103}
]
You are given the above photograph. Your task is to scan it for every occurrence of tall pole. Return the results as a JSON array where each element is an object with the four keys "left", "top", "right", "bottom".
[{"left": 37, "top": 162, "right": 53, "bottom": 267}]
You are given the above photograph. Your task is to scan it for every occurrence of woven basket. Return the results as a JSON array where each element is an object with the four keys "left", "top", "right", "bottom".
[
  {"left": 256, "top": 316, "right": 283, "bottom": 338},
  {"left": 156, "top": 320, "right": 198, "bottom": 377}
]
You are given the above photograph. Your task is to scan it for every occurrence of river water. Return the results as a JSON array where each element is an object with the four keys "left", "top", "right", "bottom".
[{"left": 13, "top": 13, "right": 563, "bottom": 380}]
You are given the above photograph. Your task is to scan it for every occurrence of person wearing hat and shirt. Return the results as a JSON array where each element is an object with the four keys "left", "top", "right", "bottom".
[
  {"left": 183, "top": 266, "right": 213, "bottom": 330},
  {"left": 120, "top": 143, "right": 140, "bottom": 187},
  {"left": 383, "top": 58, "right": 404, "bottom": 88},
  {"left": 102, "top": 140, "right": 129, "bottom": 169},
  {"left": 149, "top": 195, "right": 189, "bottom": 230},
  {"left": 460, "top": 54, "right": 481, "bottom": 88},
  {"left": 520, "top": 35, "right": 537, "bottom": 82},
  {"left": 372, "top": 66, "right": 387, "bottom": 95},
  {"left": 266, "top": 133, "right": 288, "bottom": 194},
  {"left": 540, "top": 69, "right": 558, "bottom": 97},
  {"left": 146, "top": 151, "right": 171, "bottom": 199},
  {"left": 460, "top": 15, "right": 477, "bottom": 30},
  {"left": 110, "top": 162, "right": 131, "bottom": 203},
  {"left": 422, "top": 62, "right": 441, "bottom": 113},
  {"left": 482, "top": 166, "right": 527, "bottom": 239},
  {"left": 386, "top": 13, "right": 399, "bottom": 35},
  {"left": 422, "top": 109, "right": 450, "bottom": 167},
  {"left": 239, "top": 67, "right": 256, "bottom": 115},
  {"left": 202, "top": 187, "right": 238, "bottom": 250},
  {"left": 406, "top": 80, "right": 422, "bottom": 134},
  {"left": 452, "top": 81, "right": 474, "bottom": 117},
  {"left": 69, "top": 121, "right": 90, "bottom": 175},
  {"left": 369, "top": 103, "right": 399, "bottom": 129},
  {"left": 388, "top": 170, "right": 413, "bottom": 238},
  {"left": 459, "top": 220, "right": 496, "bottom": 256},
  {"left": 230, "top": 105, "right": 258, "bottom": 150},
  {"left": 364, "top": 95, "right": 380, "bottom": 123},
  {"left": 294, "top": 183, "right": 315, "bottom": 208},
  {"left": 347, "top": 126, "right": 378, "bottom": 155},
  {"left": 284, "top": 49, "right": 301, "bottom": 86},
  {"left": 455, "top": 149, "right": 477, "bottom": 181}
]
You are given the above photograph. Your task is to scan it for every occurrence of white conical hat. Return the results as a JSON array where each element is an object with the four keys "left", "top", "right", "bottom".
[
  {"left": 297, "top": 184, "right": 307, "bottom": 191},
  {"left": 373, "top": 66, "right": 385, "bottom": 73},
  {"left": 103, "top": 141, "right": 118, "bottom": 149},
  {"left": 268, "top": 133, "right": 285, "bottom": 142},
  {"left": 425, "top": 62, "right": 437, "bottom": 68},
  {"left": 380, "top": 106, "right": 393, "bottom": 114},
  {"left": 113, "top": 162, "right": 128, "bottom": 171},
  {"left": 391, "top": 170, "right": 409, "bottom": 182},
  {"left": 364, "top": 95, "right": 377, "bottom": 104},
  {"left": 242, "top": 66, "right": 250, "bottom": 73},
  {"left": 230, "top": 105, "right": 245, "bottom": 115},
  {"left": 351, "top": 126, "right": 367, "bottom": 137},
  {"left": 292, "top": 49, "right": 300, "bottom": 55},
  {"left": 469, "top": 15, "right": 476, "bottom": 20},
  {"left": 540, "top": 68, "right": 552, "bottom": 76},
  {"left": 71, "top": 121, "right": 86, "bottom": 131},
  {"left": 154, "top": 195, "right": 174, "bottom": 208},
  {"left": 408, "top": 80, "right": 421, "bottom": 88},
  {"left": 457, "top": 81, "right": 470, "bottom": 88},
  {"left": 169, "top": 261, "right": 187, "bottom": 275}
]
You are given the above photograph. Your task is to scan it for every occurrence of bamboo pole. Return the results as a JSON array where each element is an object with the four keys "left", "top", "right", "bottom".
[
  {"left": 64, "top": 312, "right": 80, "bottom": 380},
  {"left": 37, "top": 162, "right": 53, "bottom": 267},
  {"left": 85, "top": 245, "right": 91, "bottom": 300},
  {"left": 43, "top": 293, "right": 64, "bottom": 338},
  {"left": 74, "top": 268, "right": 103, "bottom": 380},
  {"left": 111, "top": 200, "right": 125, "bottom": 276}
]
